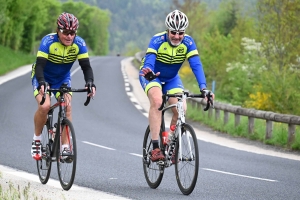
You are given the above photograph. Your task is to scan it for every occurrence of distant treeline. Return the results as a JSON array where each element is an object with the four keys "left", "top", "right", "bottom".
[{"left": 0, "top": 0, "right": 110, "bottom": 55}]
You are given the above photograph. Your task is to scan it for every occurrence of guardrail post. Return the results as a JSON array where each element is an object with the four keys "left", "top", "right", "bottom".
[
  {"left": 235, "top": 114, "right": 240, "bottom": 127},
  {"left": 265, "top": 120, "right": 273, "bottom": 140},
  {"left": 215, "top": 109, "right": 220, "bottom": 121},
  {"left": 248, "top": 117, "right": 254, "bottom": 134},
  {"left": 224, "top": 111, "right": 229, "bottom": 125},
  {"left": 288, "top": 124, "right": 295, "bottom": 147}
]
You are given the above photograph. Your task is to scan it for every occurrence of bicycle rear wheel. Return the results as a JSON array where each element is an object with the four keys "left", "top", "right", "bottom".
[
  {"left": 36, "top": 123, "right": 52, "bottom": 184},
  {"left": 142, "top": 125, "right": 164, "bottom": 189},
  {"left": 175, "top": 123, "right": 199, "bottom": 195},
  {"left": 57, "top": 118, "right": 77, "bottom": 190}
]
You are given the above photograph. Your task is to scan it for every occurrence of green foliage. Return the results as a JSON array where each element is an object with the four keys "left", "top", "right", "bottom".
[
  {"left": 36, "top": 0, "right": 62, "bottom": 37},
  {"left": 61, "top": 1, "right": 110, "bottom": 55},
  {"left": 209, "top": 0, "right": 239, "bottom": 36},
  {"left": 0, "top": 0, "right": 30, "bottom": 50},
  {"left": 0, "top": 0, "right": 109, "bottom": 56},
  {"left": 21, "top": 1, "right": 49, "bottom": 53},
  {"left": 255, "top": 0, "right": 300, "bottom": 115}
]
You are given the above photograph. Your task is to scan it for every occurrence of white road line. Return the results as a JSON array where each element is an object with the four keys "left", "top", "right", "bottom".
[
  {"left": 202, "top": 168, "right": 278, "bottom": 182},
  {"left": 83, "top": 141, "right": 279, "bottom": 183},
  {"left": 134, "top": 105, "right": 143, "bottom": 110},
  {"left": 82, "top": 141, "right": 116, "bottom": 150},
  {"left": 71, "top": 67, "right": 81, "bottom": 75},
  {"left": 129, "top": 153, "right": 143, "bottom": 157}
]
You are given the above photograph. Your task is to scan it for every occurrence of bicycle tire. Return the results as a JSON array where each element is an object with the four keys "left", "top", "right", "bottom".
[
  {"left": 36, "top": 123, "right": 52, "bottom": 184},
  {"left": 56, "top": 118, "right": 77, "bottom": 190},
  {"left": 175, "top": 123, "right": 199, "bottom": 195},
  {"left": 142, "top": 125, "right": 164, "bottom": 189}
]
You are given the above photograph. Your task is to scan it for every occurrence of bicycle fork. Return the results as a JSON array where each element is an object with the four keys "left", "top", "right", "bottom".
[{"left": 176, "top": 98, "right": 194, "bottom": 163}]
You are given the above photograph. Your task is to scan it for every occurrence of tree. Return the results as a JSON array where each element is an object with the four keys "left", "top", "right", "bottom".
[{"left": 256, "top": 0, "right": 300, "bottom": 114}]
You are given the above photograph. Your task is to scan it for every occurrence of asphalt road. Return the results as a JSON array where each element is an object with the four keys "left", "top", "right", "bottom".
[{"left": 0, "top": 56, "right": 300, "bottom": 200}]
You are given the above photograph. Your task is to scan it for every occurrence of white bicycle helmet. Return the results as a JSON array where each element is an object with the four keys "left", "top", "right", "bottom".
[{"left": 165, "top": 10, "right": 189, "bottom": 31}]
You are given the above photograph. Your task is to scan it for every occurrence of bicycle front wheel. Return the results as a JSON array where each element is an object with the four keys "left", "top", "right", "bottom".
[
  {"left": 57, "top": 118, "right": 77, "bottom": 190},
  {"left": 175, "top": 123, "right": 199, "bottom": 195},
  {"left": 142, "top": 125, "right": 164, "bottom": 189},
  {"left": 36, "top": 123, "right": 52, "bottom": 184}
]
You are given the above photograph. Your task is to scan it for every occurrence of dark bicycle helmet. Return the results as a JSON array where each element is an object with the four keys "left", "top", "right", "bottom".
[
  {"left": 57, "top": 12, "right": 79, "bottom": 31},
  {"left": 165, "top": 10, "right": 189, "bottom": 31}
]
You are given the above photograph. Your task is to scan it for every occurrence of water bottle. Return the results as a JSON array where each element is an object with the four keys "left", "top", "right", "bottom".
[{"left": 162, "top": 131, "right": 169, "bottom": 145}]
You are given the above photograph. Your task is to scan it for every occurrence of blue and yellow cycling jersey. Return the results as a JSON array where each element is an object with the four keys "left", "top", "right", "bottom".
[
  {"left": 140, "top": 31, "right": 206, "bottom": 90},
  {"left": 31, "top": 33, "right": 89, "bottom": 85}
]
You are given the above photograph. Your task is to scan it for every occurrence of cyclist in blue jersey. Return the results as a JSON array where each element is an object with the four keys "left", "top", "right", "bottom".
[
  {"left": 31, "top": 12, "right": 96, "bottom": 160},
  {"left": 139, "top": 10, "right": 214, "bottom": 162}
]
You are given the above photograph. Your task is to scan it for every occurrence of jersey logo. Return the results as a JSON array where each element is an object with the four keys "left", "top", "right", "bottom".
[
  {"left": 177, "top": 47, "right": 184, "bottom": 54},
  {"left": 68, "top": 47, "right": 76, "bottom": 54}
]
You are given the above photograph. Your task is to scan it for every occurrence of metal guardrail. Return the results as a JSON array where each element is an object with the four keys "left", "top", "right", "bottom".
[{"left": 134, "top": 51, "right": 299, "bottom": 147}]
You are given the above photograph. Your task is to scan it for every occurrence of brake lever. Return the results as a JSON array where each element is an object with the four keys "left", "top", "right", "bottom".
[
  {"left": 203, "top": 92, "right": 214, "bottom": 111},
  {"left": 40, "top": 82, "right": 48, "bottom": 105},
  {"left": 84, "top": 85, "right": 92, "bottom": 106}
]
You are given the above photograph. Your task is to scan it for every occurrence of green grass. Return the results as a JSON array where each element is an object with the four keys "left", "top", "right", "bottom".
[
  {"left": 0, "top": 171, "right": 63, "bottom": 200},
  {"left": 0, "top": 45, "right": 35, "bottom": 76}
]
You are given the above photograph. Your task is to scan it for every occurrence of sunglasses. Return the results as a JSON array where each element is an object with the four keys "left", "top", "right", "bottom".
[
  {"left": 59, "top": 29, "right": 77, "bottom": 36},
  {"left": 170, "top": 30, "right": 185, "bottom": 36}
]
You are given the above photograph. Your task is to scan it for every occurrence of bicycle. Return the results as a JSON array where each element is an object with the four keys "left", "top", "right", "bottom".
[
  {"left": 142, "top": 90, "right": 213, "bottom": 195},
  {"left": 36, "top": 83, "right": 92, "bottom": 190}
]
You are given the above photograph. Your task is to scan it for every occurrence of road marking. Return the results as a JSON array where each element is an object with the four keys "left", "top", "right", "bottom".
[
  {"left": 82, "top": 141, "right": 116, "bottom": 150},
  {"left": 202, "top": 168, "right": 278, "bottom": 182},
  {"left": 129, "top": 153, "right": 143, "bottom": 157},
  {"left": 82, "top": 141, "right": 279, "bottom": 183},
  {"left": 121, "top": 63, "right": 148, "bottom": 118}
]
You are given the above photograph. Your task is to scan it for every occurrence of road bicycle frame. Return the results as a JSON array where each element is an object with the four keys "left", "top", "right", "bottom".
[
  {"left": 160, "top": 92, "right": 193, "bottom": 166},
  {"left": 47, "top": 92, "right": 69, "bottom": 160}
]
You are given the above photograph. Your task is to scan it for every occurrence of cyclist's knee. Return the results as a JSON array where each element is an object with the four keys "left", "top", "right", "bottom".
[
  {"left": 150, "top": 96, "right": 162, "bottom": 108},
  {"left": 148, "top": 88, "right": 162, "bottom": 107},
  {"left": 38, "top": 103, "right": 50, "bottom": 114}
]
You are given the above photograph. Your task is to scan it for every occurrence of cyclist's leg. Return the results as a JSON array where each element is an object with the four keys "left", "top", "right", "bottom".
[
  {"left": 61, "top": 92, "right": 72, "bottom": 146},
  {"left": 33, "top": 77, "right": 51, "bottom": 137},
  {"left": 164, "top": 75, "right": 185, "bottom": 127},
  {"left": 139, "top": 75, "right": 164, "bottom": 161},
  {"left": 32, "top": 76, "right": 51, "bottom": 160},
  {"left": 148, "top": 87, "right": 162, "bottom": 141},
  {"left": 139, "top": 76, "right": 162, "bottom": 141}
]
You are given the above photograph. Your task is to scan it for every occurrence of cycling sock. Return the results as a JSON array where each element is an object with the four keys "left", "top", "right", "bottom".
[
  {"left": 33, "top": 134, "right": 41, "bottom": 141},
  {"left": 62, "top": 144, "right": 69, "bottom": 150},
  {"left": 152, "top": 140, "right": 159, "bottom": 149}
]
